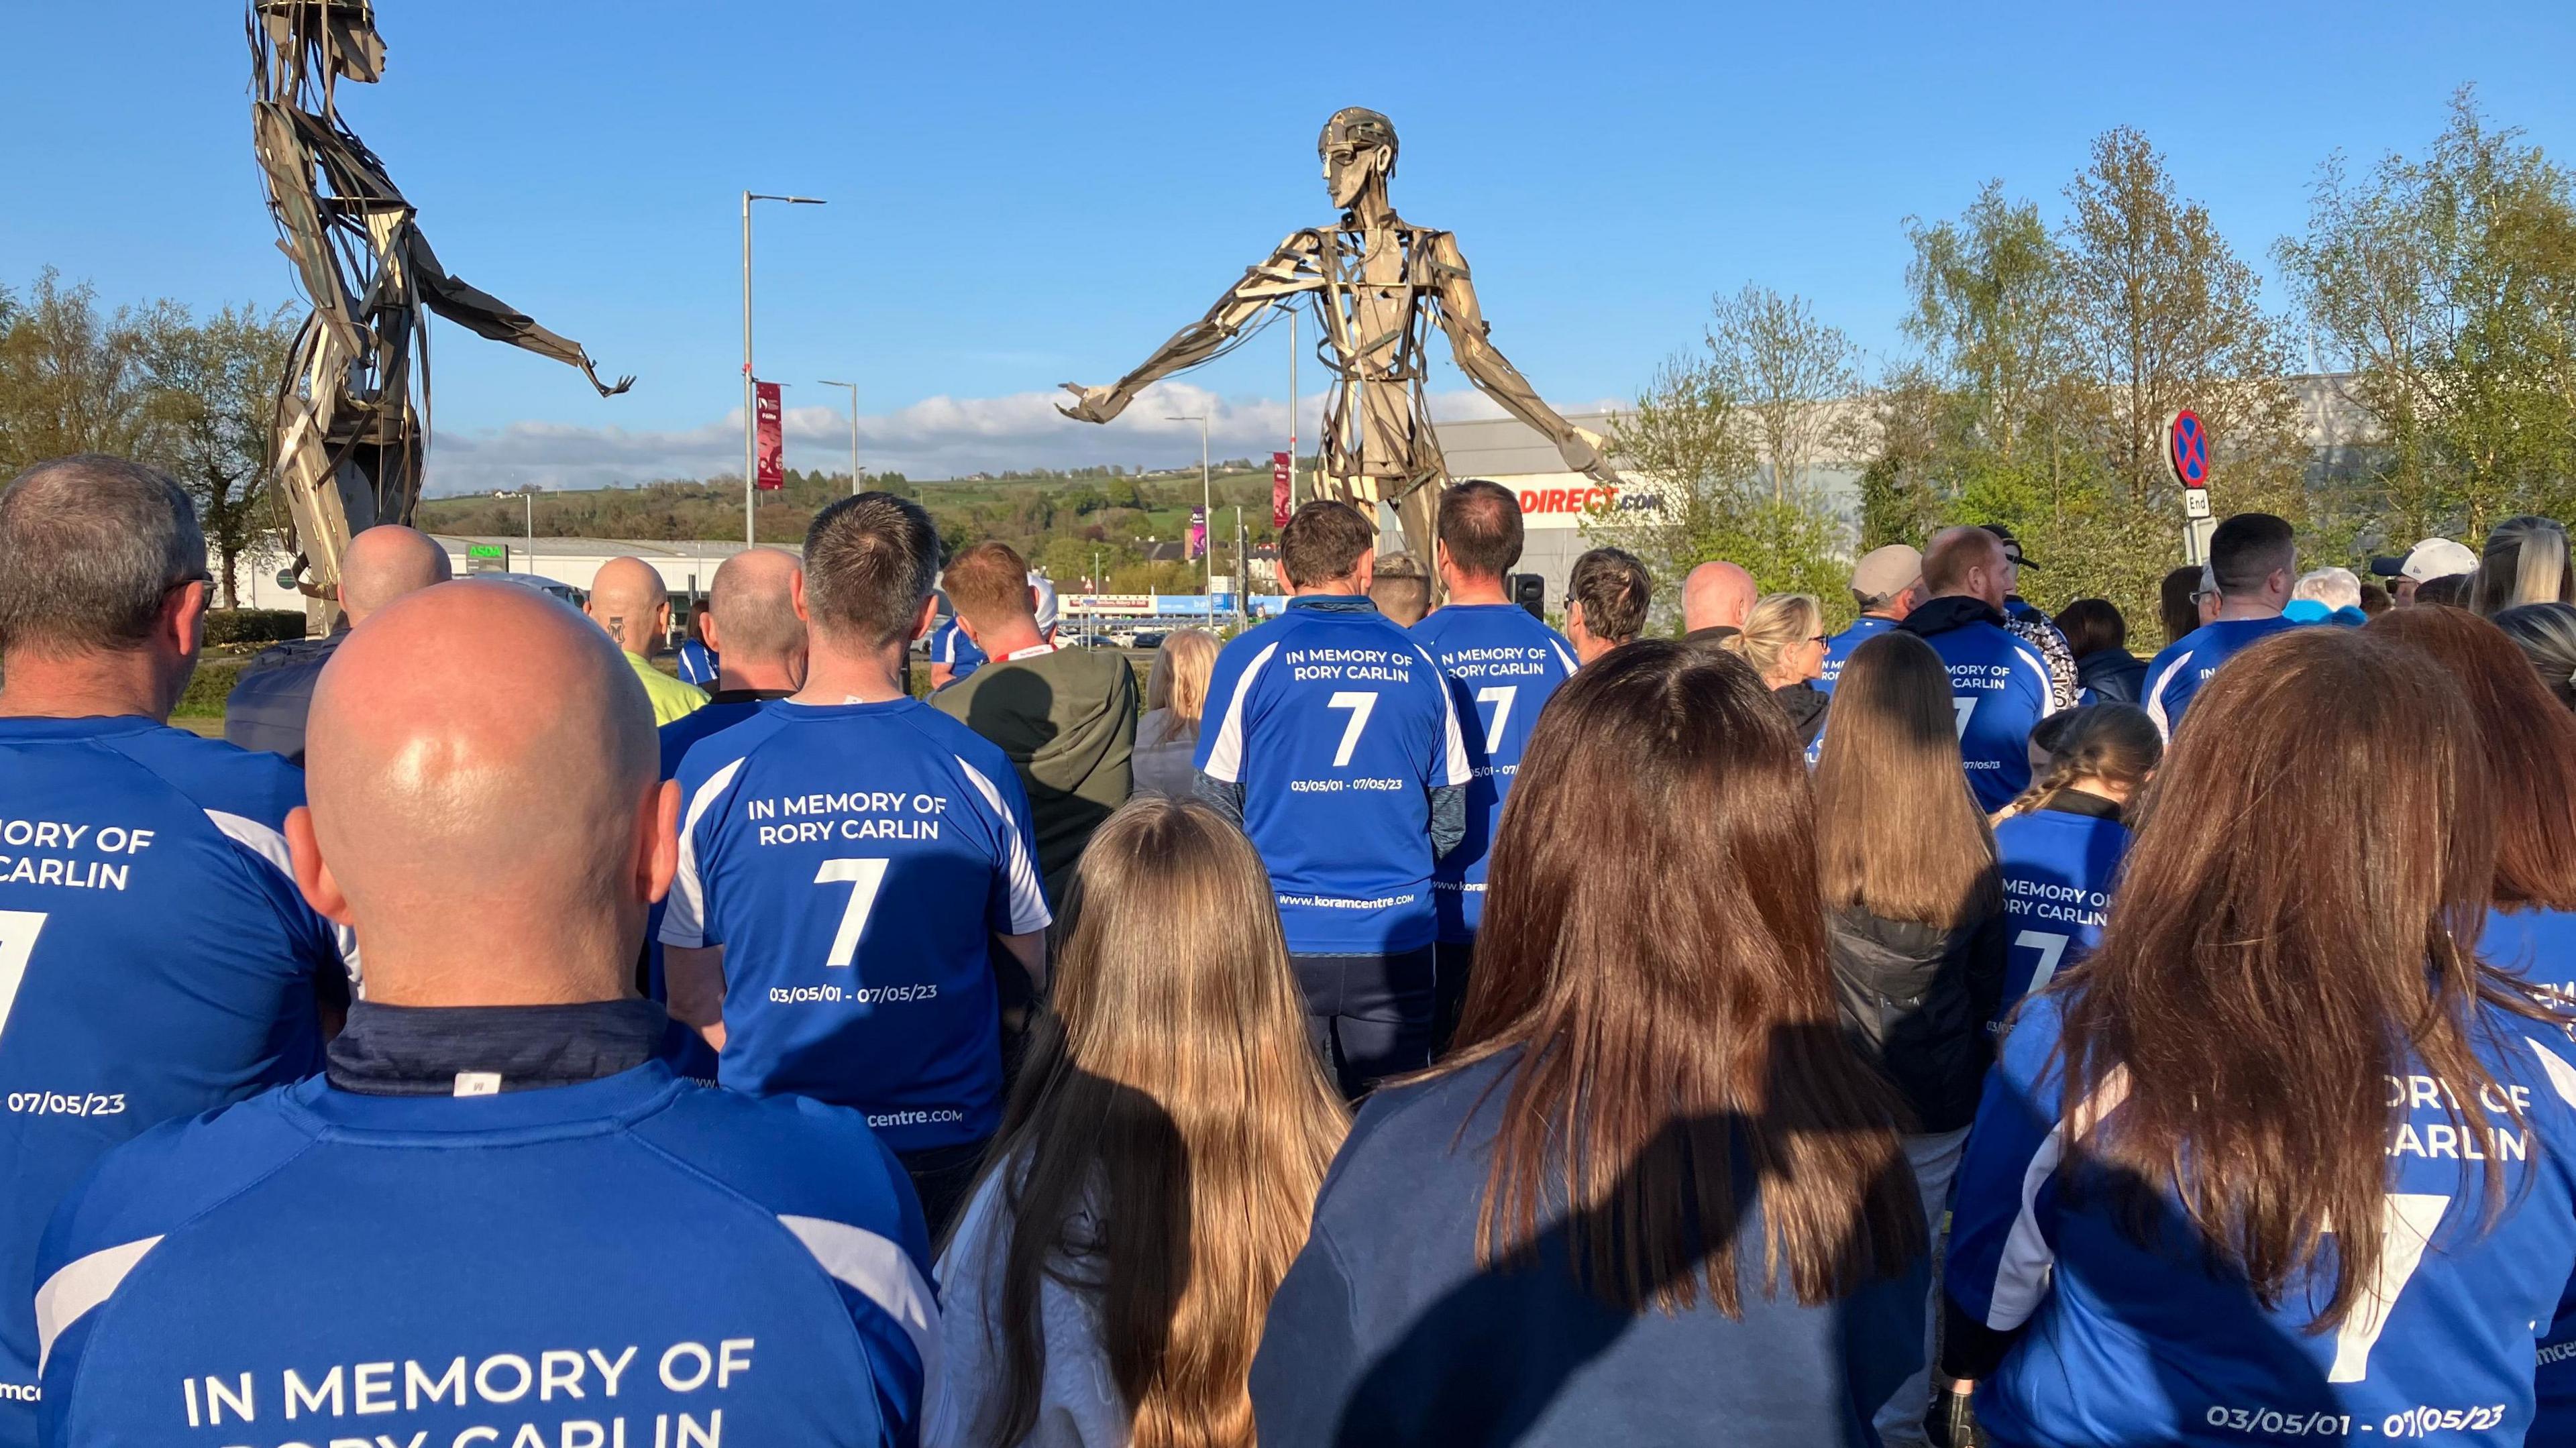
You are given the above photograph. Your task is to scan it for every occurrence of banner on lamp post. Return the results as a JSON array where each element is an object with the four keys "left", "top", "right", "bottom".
[
  {"left": 1187, "top": 506, "right": 1208, "bottom": 561},
  {"left": 755, "top": 382, "right": 785, "bottom": 491},
  {"left": 1271, "top": 451, "right": 1293, "bottom": 528}
]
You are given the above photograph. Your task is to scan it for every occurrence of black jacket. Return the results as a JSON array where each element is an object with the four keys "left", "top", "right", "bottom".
[
  {"left": 1772, "top": 681, "right": 1829, "bottom": 748},
  {"left": 2074, "top": 647, "right": 2147, "bottom": 705},
  {"left": 1825, "top": 903, "right": 2008, "bottom": 1133}
]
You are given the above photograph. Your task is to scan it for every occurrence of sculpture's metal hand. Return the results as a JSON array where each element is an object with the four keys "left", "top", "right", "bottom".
[{"left": 1059, "top": 232, "right": 1324, "bottom": 428}]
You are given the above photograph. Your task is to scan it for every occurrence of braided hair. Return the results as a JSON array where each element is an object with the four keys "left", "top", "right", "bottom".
[{"left": 1994, "top": 704, "right": 2162, "bottom": 822}]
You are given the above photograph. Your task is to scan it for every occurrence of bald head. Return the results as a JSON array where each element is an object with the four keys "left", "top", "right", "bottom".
[
  {"left": 1682, "top": 561, "right": 1757, "bottom": 634},
  {"left": 292, "top": 581, "right": 675, "bottom": 1005},
  {"left": 587, "top": 557, "right": 669, "bottom": 657},
  {"left": 338, "top": 526, "right": 451, "bottom": 626},
  {"left": 704, "top": 547, "right": 805, "bottom": 672},
  {"left": 1923, "top": 526, "right": 2009, "bottom": 608}
]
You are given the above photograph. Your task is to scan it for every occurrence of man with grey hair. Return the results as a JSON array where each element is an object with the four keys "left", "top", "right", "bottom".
[
  {"left": 0, "top": 455, "right": 352, "bottom": 1442},
  {"left": 2288, "top": 565, "right": 2367, "bottom": 626},
  {"left": 662, "top": 493, "right": 1048, "bottom": 1235},
  {"left": 223, "top": 524, "right": 452, "bottom": 763}
]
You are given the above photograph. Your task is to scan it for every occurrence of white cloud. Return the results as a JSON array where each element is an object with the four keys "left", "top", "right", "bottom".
[{"left": 420, "top": 382, "right": 1617, "bottom": 497}]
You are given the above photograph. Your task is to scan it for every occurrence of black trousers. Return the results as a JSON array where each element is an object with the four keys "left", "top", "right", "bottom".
[
  {"left": 1292, "top": 945, "right": 1438, "bottom": 1100},
  {"left": 896, "top": 1137, "right": 990, "bottom": 1242},
  {"left": 1433, "top": 938, "right": 1478, "bottom": 1058}
]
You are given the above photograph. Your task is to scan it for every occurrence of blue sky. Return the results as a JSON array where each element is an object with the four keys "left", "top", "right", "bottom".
[{"left": 5, "top": 1, "right": 2571, "bottom": 492}]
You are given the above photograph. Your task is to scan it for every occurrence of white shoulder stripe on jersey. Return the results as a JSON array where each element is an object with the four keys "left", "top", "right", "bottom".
[
  {"left": 36, "top": 1234, "right": 162, "bottom": 1372},
  {"left": 2010, "top": 645, "right": 2049, "bottom": 688},
  {"left": 660, "top": 756, "right": 747, "bottom": 949},
  {"left": 1550, "top": 637, "right": 1577, "bottom": 673},
  {"left": 205, "top": 809, "right": 364, "bottom": 997},
  {"left": 2529, "top": 1038, "right": 2576, "bottom": 1108},
  {"left": 955, "top": 757, "right": 1053, "bottom": 936},
  {"left": 2143, "top": 651, "right": 2192, "bottom": 742},
  {"left": 777, "top": 1215, "right": 945, "bottom": 1438},
  {"left": 1199, "top": 640, "right": 1281, "bottom": 785},
  {"left": 1987, "top": 1066, "right": 2131, "bottom": 1331},
  {"left": 1413, "top": 642, "right": 1473, "bottom": 787}
]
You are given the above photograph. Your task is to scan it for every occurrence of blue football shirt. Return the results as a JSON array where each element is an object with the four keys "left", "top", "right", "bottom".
[
  {"left": 661, "top": 700, "right": 1049, "bottom": 1151},
  {"left": 1990, "top": 800, "right": 2132, "bottom": 1029},
  {"left": 0, "top": 716, "right": 352, "bottom": 1444},
  {"left": 1817, "top": 614, "right": 1898, "bottom": 696},
  {"left": 674, "top": 638, "right": 720, "bottom": 688},
  {"left": 1950, "top": 989, "right": 2576, "bottom": 1447},
  {"left": 1914, "top": 620, "right": 2053, "bottom": 812},
  {"left": 2480, "top": 906, "right": 2576, "bottom": 1433},
  {"left": 2143, "top": 616, "right": 2307, "bottom": 740},
  {"left": 1410, "top": 604, "right": 1576, "bottom": 942},
  {"left": 35, "top": 1060, "right": 935, "bottom": 1448},
  {"left": 928, "top": 622, "right": 984, "bottom": 685},
  {"left": 1197, "top": 598, "right": 1471, "bottom": 956}
]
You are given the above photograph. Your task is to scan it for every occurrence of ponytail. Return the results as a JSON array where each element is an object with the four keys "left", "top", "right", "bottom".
[{"left": 1993, "top": 704, "right": 2163, "bottom": 823}]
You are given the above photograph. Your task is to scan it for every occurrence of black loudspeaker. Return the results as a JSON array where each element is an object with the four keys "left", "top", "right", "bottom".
[{"left": 1509, "top": 572, "right": 1545, "bottom": 619}]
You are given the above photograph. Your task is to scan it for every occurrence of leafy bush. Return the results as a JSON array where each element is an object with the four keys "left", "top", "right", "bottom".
[
  {"left": 174, "top": 659, "right": 245, "bottom": 719},
  {"left": 203, "top": 610, "right": 307, "bottom": 648}
]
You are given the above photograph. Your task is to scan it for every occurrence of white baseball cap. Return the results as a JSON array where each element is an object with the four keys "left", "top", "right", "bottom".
[{"left": 2399, "top": 538, "right": 2477, "bottom": 583}]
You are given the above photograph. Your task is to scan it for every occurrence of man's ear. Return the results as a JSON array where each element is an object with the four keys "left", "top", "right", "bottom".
[
  {"left": 285, "top": 805, "right": 355, "bottom": 926},
  {"left": 953, "top": 610, "right": 984, "bottom": 651},
  {"left": 165, "top": 579, "right": 209, "bottom": 660},
  {"left": 910, "top": 592, "right": 940, "bottom": 643},
  {"left": 1352, "top": 551, "right": 1377, "bottom": 594},
  {"left": 641, "top": 779, "right": 681, "bottom": 906},
  {"left": 696, "top": 607, "right": 724, "bottom": 655},
  {"left": 790, "top": 571, "right": 812, "bottom": 624},
  {"left": 1565, "top": 600, "right": 1587, "bottom": 641}
]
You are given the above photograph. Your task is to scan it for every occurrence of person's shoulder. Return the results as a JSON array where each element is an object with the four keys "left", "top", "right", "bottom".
[
  {"left": 1330, "top": 1051, "right": 1519, "bottom": 1190},
  {"left": 44, "top": 1087, "right": 319, "bottom": 1268},
  {"left": 673, "top": 704, "right": 791, "bottom": 784},
  {"left": 632, "top": 1083, "right": 924, "bottom": 1243},
  {"left": 108, "top": 723, "right": 306, "bottom": 826}
]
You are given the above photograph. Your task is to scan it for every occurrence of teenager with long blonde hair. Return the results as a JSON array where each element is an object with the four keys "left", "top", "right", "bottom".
[{"left": 936, "top": 798, "right": 1347, "bottom": 1448}]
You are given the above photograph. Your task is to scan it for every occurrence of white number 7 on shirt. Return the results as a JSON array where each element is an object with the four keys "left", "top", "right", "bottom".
[
  {"left": 1474, "top": 685, "right": 1518, "bottom": 755},
  {"left": 814, "top": 859, "right": 890, "bottom": 968},
  {"left": 1327, "top": 691, "right": 1379, "bottom": 768},
  {"left": 0, "top": 911, "right": 43, "bottom": 1037},
  {"left": 2325, "top": 1192, "right": 2448, "bottom": 1383},
  {"left": 1952, "top": 697, "right": 1977, "bottom": 739}
]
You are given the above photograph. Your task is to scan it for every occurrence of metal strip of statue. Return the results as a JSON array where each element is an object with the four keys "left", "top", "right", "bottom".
[
  {"left": 249, "top": 0, "right": 631, "bottom": 610},
  {"left": 1058, "top": 108, "right": 1617, "bottom": 559}
]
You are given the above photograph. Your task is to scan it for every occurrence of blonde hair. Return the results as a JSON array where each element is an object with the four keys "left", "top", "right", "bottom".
[
  {"left": 1143, "top": 628, "right": 1220, "bottom": 746},
  {"left": 2470, "top": 515, "right": 2574, "bottom": 616},
  {"left": 961, "top": 799, "right": 1346, "bottom": 1448},
  {"left": 1723, "top": 593, "right": 1822, "bottom": 686}
]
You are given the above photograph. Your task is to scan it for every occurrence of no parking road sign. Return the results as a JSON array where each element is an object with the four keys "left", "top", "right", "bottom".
[{"left": 2164, "top": 409, "right": 2210, "bottom": 492}]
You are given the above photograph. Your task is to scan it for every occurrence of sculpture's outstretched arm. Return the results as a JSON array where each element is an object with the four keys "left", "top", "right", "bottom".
[
  {"left": 1059, "top": 232, "right": 1322, "bottom": 423},
  {"left": 1427, "top": 233, "right": 1619, "bottom": 486},
  {"left": 407, "top": 233, "right": 635, "bottom": 397}
]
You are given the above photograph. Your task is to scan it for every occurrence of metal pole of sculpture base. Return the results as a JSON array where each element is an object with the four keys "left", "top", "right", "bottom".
[
  {"left": 1057, "top": 107, "right": 1615, "bottom": 563},
  {"left": 250, "top": 1, "right": 630, "bottom": 617}
]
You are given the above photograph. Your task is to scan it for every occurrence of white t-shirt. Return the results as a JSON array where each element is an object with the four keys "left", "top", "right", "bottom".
[{"left": 932, "top": 1167, "right": 1130, "bottom": 1448}]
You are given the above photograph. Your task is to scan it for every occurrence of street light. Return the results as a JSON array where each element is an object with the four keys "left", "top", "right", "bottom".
[
  {"left": 1166, "top": 412, "right": 1211, "bottom": 609},
  {"left": 817, "top": 380, "right": 861, "bottom": 496},
  {"left": 490, "top": 485, "right": 535, "bottom": 571},
  {"left": 742, "top": 191, "right": 826, "bottom": 546}
]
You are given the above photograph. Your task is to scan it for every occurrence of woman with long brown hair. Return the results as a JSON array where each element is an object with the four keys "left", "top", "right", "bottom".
[
  {"left": 1812, "top": 629, "right": 2007, "bottom": 1447},
  {"left": 934, "top": 797, "right": 1346, "bottom": 1448},
  {"left": 1250, "top": 642, "right": 1927, "bottom": 1448},
  {"left": 1942, "top": 627, "right": 2576, "bottom": 1447}
]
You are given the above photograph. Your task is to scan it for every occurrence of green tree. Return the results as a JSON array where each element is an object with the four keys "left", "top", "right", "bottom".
[
  {"left": 136, "top": 302, "right": 299, "bottom": 606},
  {"left": 0, "top": 269, "right": 150, "bottom": 471}
]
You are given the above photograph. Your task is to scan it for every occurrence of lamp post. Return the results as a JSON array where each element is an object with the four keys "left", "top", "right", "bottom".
[
  {"left": 742, "top": 191, "right": 826, "bottom": 545},
  {"left": 491, "top": 485, "right": 534, "bottom": 572},
  {"left": 1166, "top": 412, "right": 1211, "bottom": 610},
  {"left": 817, "top": 380, "right": 861, "bottom": 495}
]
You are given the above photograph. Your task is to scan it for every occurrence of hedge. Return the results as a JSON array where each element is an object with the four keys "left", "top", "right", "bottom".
[{"left": 204, "top": 610, "right": 308, "bottom": 649}]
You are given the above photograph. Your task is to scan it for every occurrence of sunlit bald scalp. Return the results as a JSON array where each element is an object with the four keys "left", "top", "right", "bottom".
[
  {"left": 1923, "top": 526, "right": 2005, "bottom": 596},
  {"left": 707, "top": 547, "right": 803, "bottom": 661},
  {"left": 588, "top": 557, "right": 668, "bottom": 653},
  {"left": 307, "top": 582, "right": 656, "bottom": 970},
  {"left": 338, "top": 525, "right": 452, "bottom": 624},
  {"left": 1682, "top": 561, "right": 1758, "bottom": 634}
]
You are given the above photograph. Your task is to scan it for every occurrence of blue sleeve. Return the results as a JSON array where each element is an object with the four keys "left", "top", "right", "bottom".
[
  {"left": 1946, "top": 995, "right": 2072, "bottom": 1338},
  {"left": 1193, "top": 635, "right": 1264, "bottom": 779},
  {"left": 661, "top": 743, "right": 755, "bottom": 950},
  {"left": 1248, "top": 1225, "right": 1364, "bottom": 1448},
  {"left": 959, "top": 748, "right": 1051, "bottom": 938}
]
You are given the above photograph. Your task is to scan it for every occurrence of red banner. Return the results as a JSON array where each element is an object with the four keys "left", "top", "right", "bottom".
[
  {"left": 1271, "top": 451, "right": 1293, "bottom": 528},
  {"left": 754, "top": 382, "right": 784, "bottom": 491}
]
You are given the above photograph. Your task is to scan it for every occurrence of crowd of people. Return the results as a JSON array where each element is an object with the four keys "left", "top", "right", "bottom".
[{"left": 7, "top": 449, "right": 2576, "bottom": 1447}]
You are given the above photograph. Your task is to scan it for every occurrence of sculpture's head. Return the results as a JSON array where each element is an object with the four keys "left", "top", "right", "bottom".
[
  {"left": 255, "top": 0, "right": 389, "bottom": 85},
  {"left": 1319, "top": 108, "right": 1397, "bottom": 211}
]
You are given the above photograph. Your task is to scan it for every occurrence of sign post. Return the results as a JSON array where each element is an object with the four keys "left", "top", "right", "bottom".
[{"left": 2161, "top": 408, "right": 2216, "bottom": 566}]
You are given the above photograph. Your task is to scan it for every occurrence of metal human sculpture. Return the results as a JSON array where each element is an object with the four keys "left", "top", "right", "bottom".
[
  {"left": 1058, "top": 107, "right": 1618, "bottom": 558},
  {"left": 249, "top": 0, "right": 631, "bottom": 604}
]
